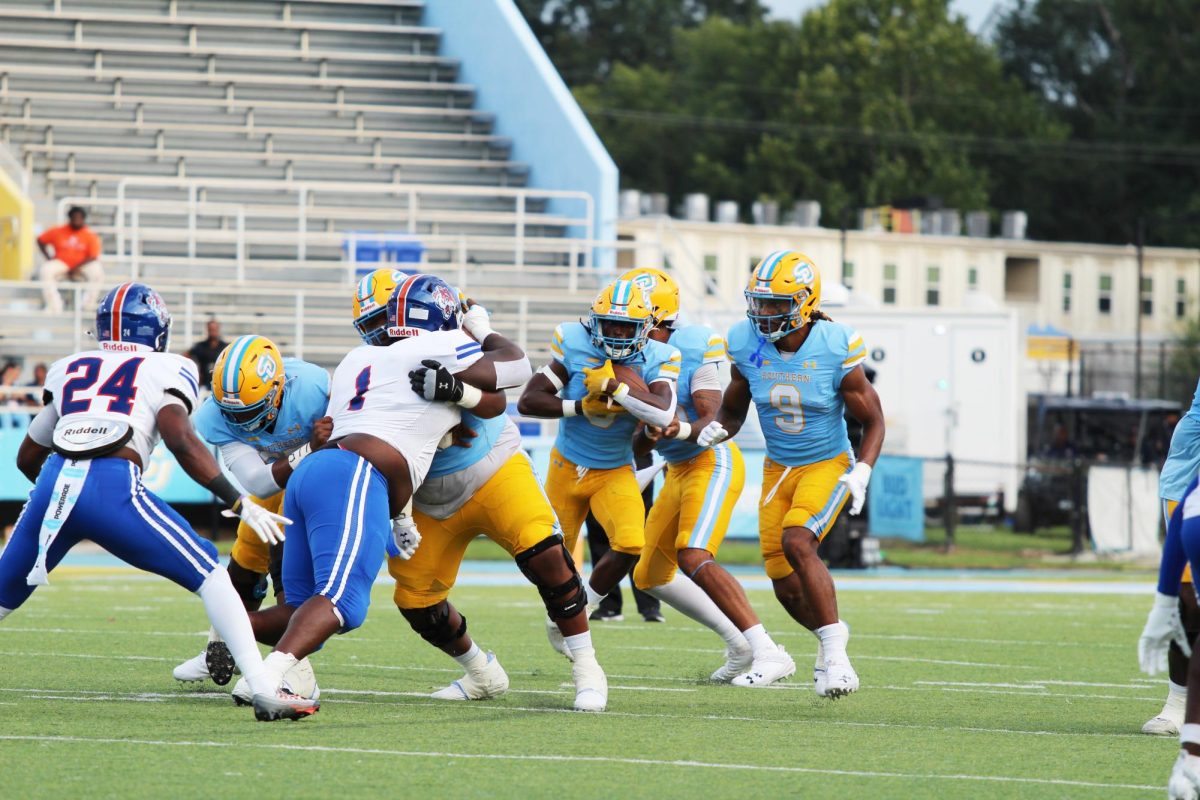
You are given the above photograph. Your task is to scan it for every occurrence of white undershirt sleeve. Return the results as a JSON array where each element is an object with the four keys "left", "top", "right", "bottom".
[
  {"left": 218, "top": 440, "right": 282, "bottom": 499},
  {"left": 27, "top": 405, "right": 59, "bottom": 447},
  {"left": 689, "top": 362, "right": 722, "bottom": 393}
]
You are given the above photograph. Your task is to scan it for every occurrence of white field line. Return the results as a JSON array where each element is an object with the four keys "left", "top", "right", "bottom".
[
  {"left": 611, "top": 646, "right": 1036, "bottom": 670},
  {"left": 0, "top": 649, "right": 173, "bottom": 662},
  {"left": 916, "top": 680, "right": 1164, "bottom": 690},
  {"left": 0, "top": 734, "right": 1160, "bottom": 792}
]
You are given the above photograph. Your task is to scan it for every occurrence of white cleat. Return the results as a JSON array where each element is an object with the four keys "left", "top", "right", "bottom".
[
  {"left": 823, "top": 655, "right": 860, "bottom": 699},
  {"left": 572, "top": 654, "right": 607, "bottom": 712},
  {"left": 813, "top": 641, "right": 829, "bottom": 697},
  {"left": 546, "top": 617, "right": 574, "bottom": 662},
  {"left": 731, "top": 645, "right": 796, "bottom": 687},
  {"left": 1170, "top": 751, "right": 1200, "bottom": 800},
  {"left": 430, "top": 652, "right": 509, "bottom": 701},
  {"left": 173, "top": 652, "right": 210, "bottom": 683},
  {"left": 232, "top": 657, "right": 320, "bottom": 706},
  {"left": 1145, "top": 713, "right": 1184, "bottom": 736},
  {"left": 709, "top": 642, "right": 753, "bottom": 683}
]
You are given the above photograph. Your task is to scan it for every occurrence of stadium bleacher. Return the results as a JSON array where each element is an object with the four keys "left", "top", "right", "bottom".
[{"left": 0, "top": 0, "right": 613, "bottom": 368}]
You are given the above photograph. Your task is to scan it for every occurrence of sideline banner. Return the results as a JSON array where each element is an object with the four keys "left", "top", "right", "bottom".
[{"left": 867, "top": 455, "right": 925, "bottom": 541}]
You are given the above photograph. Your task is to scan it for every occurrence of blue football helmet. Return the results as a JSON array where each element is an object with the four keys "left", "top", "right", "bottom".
[
  {"left": 95, "top": 282, "right": 172, "bottom": 352},
  {"left": 385, "top": 273, "right": 462, "bottom": 341}
]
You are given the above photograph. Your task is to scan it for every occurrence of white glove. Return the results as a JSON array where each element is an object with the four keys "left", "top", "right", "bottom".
[
  {"left": 1139, "top": 592, "right": 1192, "bottom": 675},
  {"left": 697, "top": 420, "right": 729, "bottom": 447},
  {"left": 392, "top": 515, "right": 422, "bottom": 561},
  {"left": 461, "top": 303, "right": 494, "bottom": 342},
  {"left": 838, "top": 462, "right": 873, "bottom": 516},
  {"left": 222, "top": 496, "right": 291, "bottom": 545}
]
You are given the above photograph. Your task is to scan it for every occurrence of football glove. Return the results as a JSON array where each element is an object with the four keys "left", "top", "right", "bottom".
[
  {"left": 837, "top": 462, "right": 873, "bottom": 516},
  {"left": 410, "top": 360, "right": 465, "bottom": 403},
  {"left": 1139, "top": 592, "right": 1192, "bottom": 675},
  {"left": 581, "top": 392, "right": 625, "bottom": 417},
  {"left": 696, "top": 420, "right": 729, "bottom": 447},
  {"left": 583, "top": 360, "right": 618, "bottom": 395},
  {"left": 223, "top": 496, "right": 291, "bottom": 545},
  {"left": 461, "top": 302, "right": 494, "bottom": 342},
  {"left": 392, "top": 515, "right": 422, "bottom": 561}
]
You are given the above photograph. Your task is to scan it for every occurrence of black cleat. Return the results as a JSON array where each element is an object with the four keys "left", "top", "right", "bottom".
[
  {"left": 253, "top": 690, "right": 320, "bottom": 722},
  {"left": 641, "top": 610, "right": 666, "bottom": 623},
  {"left": 589, "top": 608, "right": 624, "bottom": 622},
  {"left": 205, "top": 640, "right": 236, "bottom": 686}
]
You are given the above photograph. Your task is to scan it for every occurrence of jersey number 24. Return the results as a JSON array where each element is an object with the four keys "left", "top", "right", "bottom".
[{"left": 61, "top": 357, "right": 144, "bottom": 416}]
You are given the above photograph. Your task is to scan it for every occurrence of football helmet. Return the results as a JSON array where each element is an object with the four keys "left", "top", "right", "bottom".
[
  {"left": 211, "top": 335, "right": 286, "bottom": 432},
  {"left": 353, "top": 268, "right": 409, "bottom": 346},
  {"left": 386, "top": 273, "right": 463, "bottom": 340},
  {"left": 94, "top": 282, "right": 172, "bottom": 352},
  {"left": 587, "top": 279, "right": 654, "bottom": 361},
  {"left": 619, "top": 267, "right": 680, "bottom": 328},
  {"left": 745, "top": 250, "right": 822, "bottom": 341}
]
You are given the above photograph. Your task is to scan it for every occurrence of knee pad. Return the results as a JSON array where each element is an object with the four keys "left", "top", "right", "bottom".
[
  {"left": 402, "top": 602, "right": 467, "bottom": 646},
  {"left": 515, "top": 535, "right": 587, "bottom": 621}
]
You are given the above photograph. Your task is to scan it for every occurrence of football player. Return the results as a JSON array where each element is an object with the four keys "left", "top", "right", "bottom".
[
  {"left": 172, "top": 334, "right": 332, "bottom": 687},
  {"left": 395, "top": 293, "right": 607, "bottom": 711},
  {"left": 1138, "top": 476, "right": 1200, "bottom": 799},
  {"left": 242, "top": 273, "right": 526, "bottom": 720},
  {"left": 624, "top": 268, "right": 790, "bottom": 685},
  {"left": 1143, "top": 375, "right": 1200, "bottom": 735},
  {"left": 701, "top": 251, "right": 884, "bottom": 697},
  {"left": 518, "top": 279, "right": 681, "bottom": 623},
  {"left": 0, "top": 282, "right": 313, "bottom": 718}
]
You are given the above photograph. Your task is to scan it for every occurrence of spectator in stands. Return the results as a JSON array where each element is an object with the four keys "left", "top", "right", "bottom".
[
  {"left": 188, "top": 318, "right": 227, "bottom": 391},
  {"left": 0, "top": 361, "right": 23, "bottom": 429},
  {"left": 21, "top": 362, "right": 47, "bottom": 408},
  {"left": 38, "top": 206, "right": 104, "bottom": 315}
]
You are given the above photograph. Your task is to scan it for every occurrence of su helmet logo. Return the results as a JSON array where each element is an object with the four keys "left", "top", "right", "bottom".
[{"left": 794, "top": 263, "right": 815, "bottom": 285}]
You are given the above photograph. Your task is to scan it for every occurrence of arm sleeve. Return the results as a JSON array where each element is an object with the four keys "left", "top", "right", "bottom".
[
  {"left": 1158, "top": 503, "right": 1187, "bottom": 596},
  {"left": 689, "top": 362, "right": 722, "bottom": 393},
  {"left": 219, "top": 441, "right": 281, "bottom": 498},
  {"left": 613, "top": 380, "right": 677, "bottom": 428},
  {"left": 492, "top": 356, "right": 533, "bottom": 389},
  {"left": 27, "top": 405, "right": 59, "bottom": 447}
]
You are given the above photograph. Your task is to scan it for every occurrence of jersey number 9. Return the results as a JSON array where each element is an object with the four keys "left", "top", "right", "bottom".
[{"left": 769, "top": 383, "right": 805, "bottom": 434}]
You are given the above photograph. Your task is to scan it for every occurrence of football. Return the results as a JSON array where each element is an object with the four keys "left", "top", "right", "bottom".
[{"left": 611, "top": 362, "right": 650, "bottom": 395}]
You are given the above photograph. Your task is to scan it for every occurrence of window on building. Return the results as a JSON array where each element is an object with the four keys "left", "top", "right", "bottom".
[
  {"left": 1140, "top": 276, "right": 1153, "bottom": 316},
  {"left": 1062, "top": 272, "right": 1072, "bottom": 313},
  {"left": 968, "top": 266, "right": 978, "bottom": 290},
  {"left": 883, "top": 263, "right": 897, "bottom": 305},
  {"left": 926, "top": 265, "right": 940, "bottom": 306},
  {"left": 703, "top": 254, "right": 718, "bottom": 295},
  {"left": 1099, "top": 274, "right": 1113, "bottom": 314},
  {"left": 1177, "top": 278, "right": 1188, "bottom": 319},
  {"left": 842, "top": 261, "right": 854, "bottom": 290}
]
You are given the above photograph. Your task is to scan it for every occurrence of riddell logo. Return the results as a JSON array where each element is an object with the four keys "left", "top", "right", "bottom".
[
  {"left": 100, "top": 341, "right": 141, "bottom": 352},
  {"left": 64, "top": 425, "right": 108, "bottom": 436},
  {"left": 387, "top": 326, "right": 424, "bottom": 338}
]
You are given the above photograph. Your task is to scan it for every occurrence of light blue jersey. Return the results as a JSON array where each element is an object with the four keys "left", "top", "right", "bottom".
[
  {"left": 1161, "top": 377, "right": 1200, "bottom": 502},
  {"left": 194, "top": 358, "right": 330, "bottom": 461},
  {"left": 727, "top": 318, "right": 866, "bottom": 467},
  {"left": 656, "top": 324, "right": 727, "bottom": 465},
  {"left": 428, "top": 412, "right": 506, "bottom": 478},
  {"left": 551, "top": 321, "right": 681, "bottom": 469}
]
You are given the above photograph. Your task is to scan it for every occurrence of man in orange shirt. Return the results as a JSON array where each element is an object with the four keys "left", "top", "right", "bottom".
[{"left": 38, "top": 206, "right": 103, "bottom": 314}]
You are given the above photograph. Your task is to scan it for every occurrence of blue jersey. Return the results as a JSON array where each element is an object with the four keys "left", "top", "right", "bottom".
[
  {"left": 427, "top": 412, "right": 506, "bottom": 478},
  {"left": 727, "top": 318, "right": 866, "bottom": 467},
  {"left": 551, "top": 322, "right": 681, "bottom": 469},
  {"left": 194, "top": 358, "right": 330, "bottom": 461},
  {"left": 657, "top": 325, "right": 727, "bottom": 465},
  {"left": 1161, "top": 377, "right": 1200, "bottom": 501}
]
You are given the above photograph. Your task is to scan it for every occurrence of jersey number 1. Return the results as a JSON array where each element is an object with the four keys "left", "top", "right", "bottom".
[
  {"left": 347, "top": 367, "right": 371, "bottom": 411},
  {"left": 61, "top": 357, "right": 144, "bottom": 415},
  {"left": 769, "top": 383, "right": 805, "bottom": 433}
]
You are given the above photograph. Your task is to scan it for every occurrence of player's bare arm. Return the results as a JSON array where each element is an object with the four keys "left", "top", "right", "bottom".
[
  {"left": 840, "top": 366, "right": 885, "bottom": 467},
  {"left": 518, "top": 359, "right": 575, "bottom": 417},
  {"left": 159, "top": 403, "right": 224, "bottom": 486},
  {"left": 15, "top": 435, "right": 51, "bottom": 483},
  {"left": 712, "top": 364, "right": 752, "bottom": 438}
]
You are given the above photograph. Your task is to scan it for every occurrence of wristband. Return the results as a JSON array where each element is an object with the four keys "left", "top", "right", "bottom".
[
  {"left": 457, "top": 383, "right": 483, "bottom": 409},
  {"left": 205, "top": 474, "right": 243, "bottom": 509},
  {"left": 287, "top": 442, "right": 312, "bottom": 469},
  {"left": 562, "top": 399, "right": 578, "bottom": 418},
  {"left": 672, "top": 421, "right": 692, "bottom": 440}
]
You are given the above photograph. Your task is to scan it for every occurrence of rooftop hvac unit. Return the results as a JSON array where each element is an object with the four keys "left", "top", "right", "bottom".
[
  {"left": 619, "top": 190, "right": 642, "bottom": 218},
  {"left": 792, "top": 200, "right": 821, "bottom": 228},
  {"left": 641, "top": 193, "right": 669, "bottom": 216},
  {"left": 752, "top": 200, "right": 780, "bottom": 226},
  {"left": 936, "top": 209, "right": 962, "bottom": 236},
  {"left": 966, "top": 211, "right": 990, "bottom": 238},
  {"left": 1001, "top": 210, "right": 1028, "bottom": 239},
  {"left": 714, "top": 200, "right": 739, "bottom": 224},
  {"left": 681, "top": 193, "right": 710, "bottom": 222}
]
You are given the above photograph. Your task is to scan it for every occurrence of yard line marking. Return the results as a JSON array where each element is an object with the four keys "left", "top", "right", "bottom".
[
  {"left": 614, "top": 647, "right": 1035, "bottom": 670},
  {"left": 916, "top": 680, "right": 1160, "bottom": 691},
  {"left": 577, "top": 625, "right": 1132, "bottom": 648},
  {"left": 872, "top": 685, "right": 1161, "bottom": 702},
  {"left": 0, "top": 627, "right": 207, "bottom": 638},
  {"left": 0, "top": 649, "right": 173, "bottom": 662},
  {"left": 0, "top": 734, "right": 1159, "bottom": 791}
]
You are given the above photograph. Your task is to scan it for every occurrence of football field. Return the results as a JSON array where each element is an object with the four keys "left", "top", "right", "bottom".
[{"left": 0, "top": 567, "right": 1174, "bottom": 799}]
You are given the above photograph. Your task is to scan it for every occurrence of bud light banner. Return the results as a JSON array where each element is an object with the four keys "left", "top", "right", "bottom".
[{"left": 867, "top": 455, "right": 925, "bottom": 541}]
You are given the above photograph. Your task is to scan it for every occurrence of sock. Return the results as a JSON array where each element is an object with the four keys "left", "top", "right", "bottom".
[
  {"left": 585, "top": 582, "right": 606, "bottom": 610},
  {"left": 198, "top": 569, "right": 269, "bottom": 694},
  {"left": 0, "top": 606, "right": 11, "bottom": 622},
  {"left": 207, "top": 626, "right": 220, "bottom": 644},
  {"left": 452, "top": 642, "right": 489, "bottom": 673},
  {"left": 645, "top": 575, "right": 746, "bottom": 650},
  {"left": 816, "top": 620, "right": 849, "bottom": 661},
  {"left": 564, "top": 631, "right": 595, "bottom": 659},
  {"left": 1183, "top": 723, "right": 1200, "bottom": 746},
  {"left": 741, "top": 624, "right": 778, "bottom": 658},
  {"left": 1165, "top": 682, "right": 1189, "bottom": 716}
]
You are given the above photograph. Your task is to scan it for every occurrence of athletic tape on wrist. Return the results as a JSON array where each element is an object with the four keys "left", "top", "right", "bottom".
[
  {"left": 561, "top": 399, "right": 577, "bottom": 418},
  {"left": 287, "top": 442, "right": 312, "bottom": 469},
  {"left": 457, "top": 382, "right": 483, "bottom": 409},
  {"left": 672, "top": 421, "right": 692, "bottom": 441}
]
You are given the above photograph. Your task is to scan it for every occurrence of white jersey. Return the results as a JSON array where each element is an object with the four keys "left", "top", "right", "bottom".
[
  {"left": 327, "top": 330, "right": 484, "bottom": 487},
  {"left": 414, "top": 416, "right": 522, "bottom": 519},
  {"left": 31, "top": 345, "right": 201, "bottom": 463}
]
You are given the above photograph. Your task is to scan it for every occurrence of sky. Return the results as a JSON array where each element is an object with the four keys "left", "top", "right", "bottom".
[{"left": 763, "top": 0, "right": 1004, "bottom": 33}]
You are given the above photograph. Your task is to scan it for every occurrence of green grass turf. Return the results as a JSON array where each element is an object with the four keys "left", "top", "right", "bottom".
[{"left": 0, "top": 572, "right": 1172, "bottom": 799}]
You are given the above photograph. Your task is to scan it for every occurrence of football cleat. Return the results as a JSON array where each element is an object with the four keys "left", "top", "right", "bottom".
[
  {"left": 173, "top": 652, "right": 210, "bottom": 683},
  {"left": 813, "top": 640, "right": 829, "bottom": 697},
  {"left": 1145, "top": 713, "right": 1184, "bottom": 736},
  {"left": 253, "top": 689, "right": 319, "bottom": 722},
  {"left": 589, "top": 608, "right": 624, "bottom": 622},
  {"left": 205, "top": 640, "right": 236, "bottom": 687},
  {"left": 572, "top": 653, "right": 608, "bottom": 712},
  {"left": 1169, "top": 751, "right": 1200, "bottom": 800},
  {"left": 731, "top": 645, "right": 796, "bottom": 688},
  {"left": 709, "top": 642, "right": 754, "bottom": 683},
  {"left": 546, "top": 617, "right": 574, "bottom": 662},
  {"left": 232, "top": 657, "right": 320, "bottom": 706},
  {"left": 430, "top": 652, "right": 509, "bottom": 701},
  {"left": 823, "top": 655, "right": 860, "bottom": 699}
]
